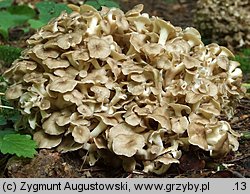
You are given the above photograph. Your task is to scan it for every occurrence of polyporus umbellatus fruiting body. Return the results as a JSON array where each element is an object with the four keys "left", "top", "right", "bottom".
[{"left": 4, "top": 4, "right": 245, "bottom": 174}]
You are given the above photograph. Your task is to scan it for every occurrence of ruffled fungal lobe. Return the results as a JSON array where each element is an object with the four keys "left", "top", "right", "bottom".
[{"left": 4, "top": 4, "right": 245, "bottom": 174}]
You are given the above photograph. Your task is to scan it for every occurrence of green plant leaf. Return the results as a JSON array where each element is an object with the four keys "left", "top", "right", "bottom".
[
  {"left": 242, "top": 131, "right": 250, "bottom": 140},
  {"left": 85, "top": 0, "right": 101, "bottom": 10},
  {"left": 0, "top": 5, "right": 35, "bottom": 39},
  {"left": 243, "top": 49, "right": 250, "bottom": 56},
  {"left": 7, "top": 5, "right": 36, "bottom": 19},
  {"left": 0, "top": 11, "right": 24, "bottom": 39},
  {"left": 97, "top": 0, "right": 105, "bottom": 4},
  {"left": 0, "top": 0, "right": 13, "bottom": 9},
  {"left": 0, "top": 130, "right": 15, "bottom": 137},
  {"left": 28, "top": 19, "right": 45, "bottom": 29},
  {"left": 0, "top": 133, "right": 37, "bottom": 158},
  {"left": 35, "top": 1, "right": 72, "bottom": 23},
  {"left": 103, "top": 1, "right": 120, "bottom": 8},
  {"left": 97, "top": 0, "right": 119, "bottom": 8},
  {"left": 242, "top": 83, "right": 250, "bottom": 93},
  {"left": 235, "top": 48, "right": 250, "bottom": 74},
  {"left": 0, "top": 130, "right": 15, "bottom": 147},
  {"left": 242, "top": 83, "right": 250, "bottom": 88}
]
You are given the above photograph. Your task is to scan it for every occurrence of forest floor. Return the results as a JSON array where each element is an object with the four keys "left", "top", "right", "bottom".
[{"left": 1, "top": 0, "right": 250, "bottom": 178}]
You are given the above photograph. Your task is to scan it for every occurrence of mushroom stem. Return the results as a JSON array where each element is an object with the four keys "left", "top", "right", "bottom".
[
  {"left": 90, "top": 120, "right": 107, "bottom": 137},
  {"left": 0, "top": 105, "right": 14, "bottom": 109},
  {"left": 137, "top": 149, "right": 151, "bottom": 160},
  {"left": 187, "top": 39, "right": 198, "bottom": 48},
  {"left": 89, "top": 151, "right": 99, "bottom": 166},
  {"left": 164, "top": 63, "right": 185, "bottom": 85},
  {"left": 0, "top": 92, "right": 5, "bottom": 96},
  {"left": 158, "top": 28, "right": 169, "bottom": 46},
  {"left": 30, "top": 83, "right": 48, "bottom": 97},
  {"left": 110, "top": 88, "right": 126, "bottom": 106},
  {"left": 153, "top": 164, "right": 170, "bottom": 175},
  {"left": 91, "top": 59, "right": 101, "bottom": 69},
  {"left": 87, "top": 17, "right": 99, "bottom": 35},
  {"left": 152, "top": 135, "right": 164, "bottom": 147},
  {"left": 83, "top": 142, "right": 97, "bottom": 152}
]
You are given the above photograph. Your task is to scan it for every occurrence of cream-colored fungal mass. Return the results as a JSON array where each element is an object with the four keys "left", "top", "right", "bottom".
[
  {"left": 195, "top": 0, "right": 250, "bottom": 50},
  {"left": 4, "top": 4, "right": 245, "bottom": 174}
]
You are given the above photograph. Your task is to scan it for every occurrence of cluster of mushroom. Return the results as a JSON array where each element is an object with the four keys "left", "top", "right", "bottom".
[
  {"left": 4, "top": 4, "right": 245, "bottom": 174},
  {"left": 194, "top": 0, "right": 250, "bottom": 50}
]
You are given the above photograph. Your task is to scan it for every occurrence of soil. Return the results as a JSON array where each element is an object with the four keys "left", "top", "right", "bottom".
[{"left": 1, "top": 0, "right": 250, "bottom": 178}]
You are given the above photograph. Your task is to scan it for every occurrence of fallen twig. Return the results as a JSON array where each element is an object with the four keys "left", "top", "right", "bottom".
[
  {"left": 225, "top": 153, "right": 250, "bottom": 163},
  {"left": 79, "top": 167, "right": 105, "bottom": 172},
  {"left": 0, "top": 105, "right": 14, "bottom": 109}
]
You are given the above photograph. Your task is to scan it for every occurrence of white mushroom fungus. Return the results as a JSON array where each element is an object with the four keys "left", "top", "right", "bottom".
[
  {"left": 112, "top": 134, "right": 145, "bottom": 157},
  {"left": 3, "top": 4, "right": 245, "bottom": 174},
  {"left": 42, "top": 112, "right": 65, "bottom": 135},
  {"left": 5, "top": 84, "right": 23, "bottom": 99},
  {"left": 49, "top": 77, "right": 78, "bottom": 93},
  {"left": 87, "top": 37, "right": 111, "bottom": 59},
  {"left": 72, "top": 125, "right": 90, "bottom": 144}
]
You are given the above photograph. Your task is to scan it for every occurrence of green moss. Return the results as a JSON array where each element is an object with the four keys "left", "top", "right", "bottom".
[
  {"left": 0, "top": 45, "right": 22, "bottom": 67},
  {"left": 235, "top": 48, "right": 250, "bottom": 74}
]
